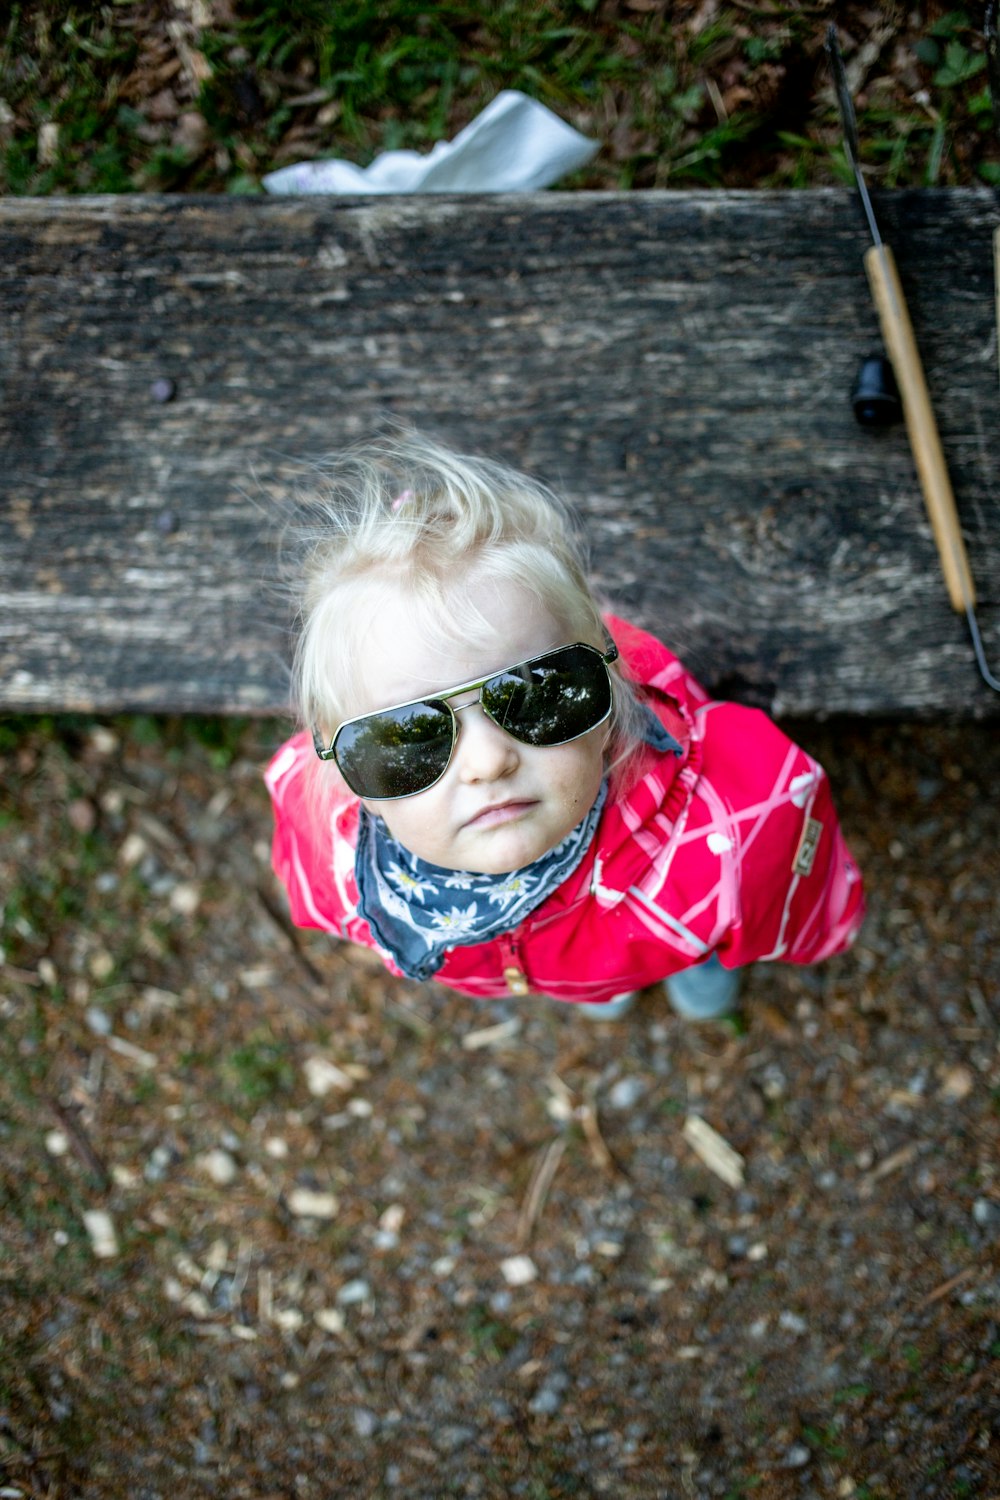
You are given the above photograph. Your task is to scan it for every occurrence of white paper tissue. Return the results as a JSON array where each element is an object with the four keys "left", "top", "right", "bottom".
[{"left": 263, "top": 89, "right": 598, "bottom": 195}]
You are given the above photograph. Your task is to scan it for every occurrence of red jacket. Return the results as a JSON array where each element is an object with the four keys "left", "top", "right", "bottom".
[{"left": 265, "top": 616, "right": 864, "bottom": 1004}]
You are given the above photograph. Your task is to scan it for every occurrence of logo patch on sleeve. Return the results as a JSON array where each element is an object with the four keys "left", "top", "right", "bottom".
[{"left": 793, "top": 817, "right": 822, "bottom": 877}]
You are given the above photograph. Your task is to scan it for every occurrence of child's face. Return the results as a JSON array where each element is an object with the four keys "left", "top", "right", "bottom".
[{"left": 351, "top": 576, "right": 607, "bottom": 874}]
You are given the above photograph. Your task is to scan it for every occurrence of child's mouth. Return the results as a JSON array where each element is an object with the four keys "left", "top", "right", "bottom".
[{"left": 464, "top": 799, "right": 536, "bottom": 829}]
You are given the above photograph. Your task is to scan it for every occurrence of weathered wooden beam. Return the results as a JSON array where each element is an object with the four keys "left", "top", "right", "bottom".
[{"left": 1, "top": 190, "right": 997, "bottom": 717}]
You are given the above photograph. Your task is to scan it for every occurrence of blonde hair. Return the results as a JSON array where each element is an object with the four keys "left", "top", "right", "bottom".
[{"left": 285, "top": 431, "right": 648, "bottom": 790}]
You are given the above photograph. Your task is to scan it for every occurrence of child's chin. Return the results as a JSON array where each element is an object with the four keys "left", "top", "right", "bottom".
[{"left": 460, "top": 830, "right": 553, "bottom": 876}]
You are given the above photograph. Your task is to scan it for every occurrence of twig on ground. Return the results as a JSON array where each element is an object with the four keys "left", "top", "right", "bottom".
[
  {"left": 518, "top": 1135, "right": 567, "bottom": 1248},
  {"left": 581, "top": 1082, "right": 628, "bottom": 1179},
  {"left": 921, "top": 1266, "right": 977, "bottom": 1306},
  {"left": 254, "top": 885, "right": 326, "bottom": 986},
  {"left": 45, "top": 1097, "right": 111, "bottom": 1192}
]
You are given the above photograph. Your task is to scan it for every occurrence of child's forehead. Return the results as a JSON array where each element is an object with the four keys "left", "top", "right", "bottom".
[{"left": 355, "top": 573, "right": 567, "bottom": 713}]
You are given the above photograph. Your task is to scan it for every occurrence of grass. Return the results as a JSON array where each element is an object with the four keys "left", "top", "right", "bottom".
[{"left": 1, "top": 1, "right": 997, "bottom": 196}]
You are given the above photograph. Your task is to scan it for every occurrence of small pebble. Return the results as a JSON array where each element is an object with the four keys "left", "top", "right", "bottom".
[
  {"left": 85, "top": 1006, "right": 112, "bottom": 1036},
  {"left": 45, "top": 1130, "right": 69, "bottom": 1157},
  {"left": 287, "top": 1187, "right": 339, "bottom": 1219},
  {"left": 353, "top": 1408, "right": 379, "bottom": 1438},
  {"left": 198, "top": 1148, "right": 238, "bottom": 1186},
  {"left": 784, "top": 1444, "right": 811, "bottom": 1469},
  {"left": 608, "top": 1076, "right": 646, "bottom": 1110},
  {"left": 529, "top": 1386, "right": 564, "bottom": 1416},
  {"left": 337, "top": 1279, "right": 371, "bottom": 1305},
  {"left": 939, "top": 1065, "right": 973, "bottom": 1102},
  {"left": 145, "top": 1144, "right": 175, "bottom": 1184},
  {"left": 500, "top": 1255, "right": 538, "bottom": 1286},
  {"left": 89, "top": 726, "right": 119, "bottom": 755},
  {"left": 304, "top": 1056, "right": 353, "bottom": 1097},
  {"left": 119, "top": 833, "right": 148, "bottom": 868},
  {"left": 272, "top": 1308, "right": 304, "bottom": 1332},
  {"left": 434, "top": 1425, "right": 478, "bottom": 1453},
  {"left": 88, "top": 950, "right": 115, "bottom": 982},
  {"left": 169, "top": 882, "right": 201, "bottom": 916},
  {"left": 315, "top": 1308, "right": 345, "bottom": 1334},
  {"left": 972, "top": 1198, "right": 1000, "bottom": 1235},
  {"left": 150, "top": 377, "right": 176, "bottom": 403},
  {"left": 67, "top": 797, "right": 97, "bottom": 834}
]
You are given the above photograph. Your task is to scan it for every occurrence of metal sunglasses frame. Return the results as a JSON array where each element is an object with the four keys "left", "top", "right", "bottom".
[{"left": 311, "top": 639, "right": 620, "bottom": 799}]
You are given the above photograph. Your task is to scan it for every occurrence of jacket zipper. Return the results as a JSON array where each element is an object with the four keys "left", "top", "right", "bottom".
[{"left": 498, "top": 931, "right": 530, "bottom": 996}]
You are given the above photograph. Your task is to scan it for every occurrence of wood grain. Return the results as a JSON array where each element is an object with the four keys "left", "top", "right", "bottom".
[{"left": 1, "top": 189, "right": 998, "bottom": 717}]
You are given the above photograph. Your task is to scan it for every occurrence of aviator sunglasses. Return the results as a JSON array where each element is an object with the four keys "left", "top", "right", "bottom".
[{"left": 313, "top": 640, "right": 620, "bottom": 801}]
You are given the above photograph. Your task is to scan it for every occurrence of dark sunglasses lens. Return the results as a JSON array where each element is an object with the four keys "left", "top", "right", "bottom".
[
  {"left": 334, "top": 701, "right": 454, "bottom": 799},
  {"left": 483, "top": 646, "right": 611, "bottom": 747}
]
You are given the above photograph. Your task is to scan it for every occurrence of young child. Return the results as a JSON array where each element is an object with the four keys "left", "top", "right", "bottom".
[{"left": 265, "top": 433, "right": 864, "bottom": 1020}]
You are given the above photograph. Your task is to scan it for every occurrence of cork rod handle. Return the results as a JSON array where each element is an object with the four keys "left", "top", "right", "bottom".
[{"left": 864, "top": 242, "right": 975, "bottom": 613}]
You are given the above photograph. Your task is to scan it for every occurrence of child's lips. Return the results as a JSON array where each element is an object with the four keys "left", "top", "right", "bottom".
[{"left": 463, "top": 799, "right": 536, "bottom": 830}]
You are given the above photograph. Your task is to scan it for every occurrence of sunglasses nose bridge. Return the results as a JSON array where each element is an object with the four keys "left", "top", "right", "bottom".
[
  {"left": 450, "top": 694, "right": 482, "bottom": 715},
  {"left": 449, "top": 685, "right": 516, "bottom": 750}
]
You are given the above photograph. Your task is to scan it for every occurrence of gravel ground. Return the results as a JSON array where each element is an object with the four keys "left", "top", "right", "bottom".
[{"left": 1, "top": 713, "right": 998, "bottom": 1498}]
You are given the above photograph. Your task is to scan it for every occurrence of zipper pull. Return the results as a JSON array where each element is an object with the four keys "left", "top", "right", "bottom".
[{"left": 499, "top": 934, "right": 530, "bottom": 996}]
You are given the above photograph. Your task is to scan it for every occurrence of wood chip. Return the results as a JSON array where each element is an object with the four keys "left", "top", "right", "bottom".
[
  {"left": 37, "top": 122, "right": 59, "bottom": 166},
  {"left": 83, "top": 1210, "right": 119, "bottom": 1259},
  {"left": 461, "top": 1018, "right": 522, "bottom": 1051},
  {"left": 683, "top": 1114, "right": 746, "bottom": 1189},
  {"left": 165, "top": 20, "right": 213, "bottom": 88},
  {"left": 1, "top": 962, "right": 43, "bottom": 986},
  {"left": 859, "top": 1142, "right": 920, "bottom": 1198},
  {"left": 106, "top": 1035, "right": 157, "bottom": 1069}
]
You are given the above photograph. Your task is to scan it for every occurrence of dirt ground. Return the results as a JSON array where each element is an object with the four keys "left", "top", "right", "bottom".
[
  {"left": 3, "top": 9, "right": 1000, "bottom": 1493},
  {"left": 1, "top": 712, "right": 998, "bottom": 1498}
]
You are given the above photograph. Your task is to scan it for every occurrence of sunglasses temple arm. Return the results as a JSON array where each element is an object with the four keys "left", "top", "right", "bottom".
[{"left": 311, "top": 727, "right": 336, "bottom": 761}]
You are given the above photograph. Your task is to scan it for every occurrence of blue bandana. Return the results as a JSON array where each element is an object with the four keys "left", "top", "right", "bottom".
[
  {"left": 356, "top": 782, "right": 608, "bottom": 981},
  {"left": 353, "top": 705, "right": 681, "bottom": 982}
]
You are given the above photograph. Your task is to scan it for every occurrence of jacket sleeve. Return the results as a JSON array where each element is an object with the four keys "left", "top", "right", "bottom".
[
  {"left": 697, "top": 702, "right": 865, "bottom": 969},
  {"left": 264, "top": 733, "right": 351, "bottom": 936}
]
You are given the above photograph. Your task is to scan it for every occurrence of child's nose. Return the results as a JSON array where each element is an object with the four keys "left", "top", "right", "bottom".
[{"left": 454, "top": 704, "right": 520, "bottom": 783}]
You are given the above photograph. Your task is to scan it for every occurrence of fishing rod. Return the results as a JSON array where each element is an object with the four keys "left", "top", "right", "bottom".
[{"left": 826, "top": 24, "right": 999, "bottom": 693}]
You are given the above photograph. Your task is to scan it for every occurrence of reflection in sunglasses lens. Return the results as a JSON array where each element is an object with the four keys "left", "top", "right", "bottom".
[
  {"left": 484, "top": 648, "right": 608, "bottom": 746},
  {"left": 337, "top": 701, "right": 454, "bottom": 798}
]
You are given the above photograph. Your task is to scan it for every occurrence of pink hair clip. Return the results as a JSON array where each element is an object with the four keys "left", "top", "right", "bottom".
[{"left": 391, "top": 489, "right": 415, "bottom": 513}]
